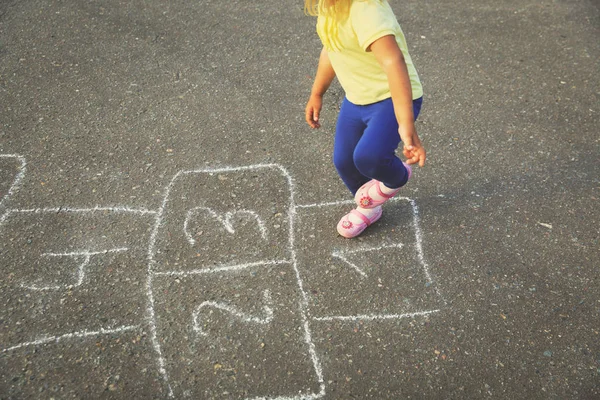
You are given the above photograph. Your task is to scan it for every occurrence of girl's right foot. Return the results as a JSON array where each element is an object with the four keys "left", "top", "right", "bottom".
[{"left": 337, "top": 206, "right": 382, "bottom": 238}]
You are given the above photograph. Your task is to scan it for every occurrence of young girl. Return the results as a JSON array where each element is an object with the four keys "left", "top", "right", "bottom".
[{"left": 304, "top": 0, "right": 426, "bottom": 238}]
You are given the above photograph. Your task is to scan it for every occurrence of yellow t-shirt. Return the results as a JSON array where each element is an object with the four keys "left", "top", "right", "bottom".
[{"left": 316, "top": 0, "right": 423, "bottom": 105}]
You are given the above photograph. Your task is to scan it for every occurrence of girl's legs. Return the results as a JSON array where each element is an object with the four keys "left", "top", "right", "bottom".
[
  {"left": 333, "top": 99, "right": 381, "bottom": 232},
  {"left": 333, "top": 97, "right": 422, "bottom": 238}
]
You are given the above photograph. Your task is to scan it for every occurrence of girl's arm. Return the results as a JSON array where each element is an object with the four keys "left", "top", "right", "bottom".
[
  {"left": 305, "top": 47, "right": 336, "bottom": 129},
  {"left": 369, "top": 35, "right": 426, "bottom": 167}
]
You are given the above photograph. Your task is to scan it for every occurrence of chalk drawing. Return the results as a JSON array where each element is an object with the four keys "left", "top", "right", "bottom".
[
  {"left": 192, "top": 289, "right": 273, "bottom": 337},
  {"left": 332, "top": 243, "right": 404, "bottom": 278},
  {"left": 0, "top": 154, "right": 26, "bottom": 211},
  {"left": 1, "top": 155, "right": 443, "bottom": 399},
  {"left": 20, "top": 248, "right": 128, "bottom": 291},
  {"left": 147, "top": 164, "right": 325, "bottom": 399},
  {"left": 2, "top": 325, "right": 140, "bottom": 353},
  {"left": 183, "top": 206, "right": 268, "bottom": 245}
]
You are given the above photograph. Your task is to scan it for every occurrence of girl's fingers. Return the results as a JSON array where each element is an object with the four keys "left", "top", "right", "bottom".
[
  {"left": 404, "top": 146, "right": 426, "bottom": 167},
  {"left": 306, "top": 108, "right": 313, "bottom": 126},
  {"left": 306, "top": 109, "right": 316, "bottom": 128},
  {"left": 305, "top": 105, "right": 322, "bottom": 129},
  {"left": 417, "top": 152, "right": 425, "bottom": 167},
  {"left": 404, "top": 151, "right": 425, "bottom": 167}
]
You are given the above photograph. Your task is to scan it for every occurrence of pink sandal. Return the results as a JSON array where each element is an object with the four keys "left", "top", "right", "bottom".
[
  {"left": 337, "top": 207, "right": 383, "bottom": 238},
  {"left": 355, "top": 163, "right": 412, "bottom": 209}
]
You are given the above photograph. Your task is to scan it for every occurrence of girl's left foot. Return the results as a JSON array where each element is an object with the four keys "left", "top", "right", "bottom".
[
  {"left": 337, "top": 206, "right": 382, "bottom": 238},
  {"left": 355, "top": 163, "right": 412, "bottom": 209}
]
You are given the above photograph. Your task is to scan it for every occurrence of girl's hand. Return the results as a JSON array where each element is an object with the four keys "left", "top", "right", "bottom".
[
  {"left": 403, "top": 142, "right": 426, "bottom": 167},
  {"left": 305, "top": 94, "right": 323, "bottom": 129},
  {"left": 399, "top": 125, "right": 426, "bottom": 167}
]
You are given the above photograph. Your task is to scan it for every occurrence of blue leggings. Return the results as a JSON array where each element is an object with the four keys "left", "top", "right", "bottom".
[{"left": 333, "top": 97, "right": 423, "bottom": 195}]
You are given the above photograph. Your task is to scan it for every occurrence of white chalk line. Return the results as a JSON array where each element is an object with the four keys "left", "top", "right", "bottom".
[
  {"left": 146, "top": 169, "right": 183, "bottom": 397},
  {"left": 312, "top": 309, "right": 440, "bottom": 322},
  {"left": 147, "top": 164, "right": 325, "bottom": 399},
  {"left": 0, "top": 206, "right": 157, "bottom": 229},
  {"left": 332, "top": 252, "right": 368, "bottom": 277},
  {"left": 331, "top": 243, "right": 405, "bottom": 278},
  {"left": 2, "top": 324, "right": 140, "bottom": 353},
  {"left": 193, "top": 290, "right": 273, "bottom": 337},
  {"left": 20, "top": 248, "right": 129, "bottom": 291},
  {"left": 340, "top": 243, "right": 404, "bottom": 256},
  {"left": 246, "top": 384, "right": 326, "bottom": 400},
  {"left": 408, "top": 199, "right": 446, "bottom": 305},
  {"left": 296, "top": 196, "right": 411, "bottom": 209},
  {"left": 0, "top": 154, "right": 27, "bottom": 211},
  {"left": 5, "top": 206, "right": 158, "bottom": 215},
  {"left": 154, "top": 259, "right": 291, "bottom": 277},
  {"left": 278, "top": 165, "right": 326, "bottom": 399},
  {"left": 184, "top": 206, "right": 267, "bottom": 245}
]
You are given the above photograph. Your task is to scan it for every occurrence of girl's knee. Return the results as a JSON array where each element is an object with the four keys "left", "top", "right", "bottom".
[
  {"left": 333, "top": 152, "right": 355, "bottom": 174},
  {"left": 353, "top": 149, "right": 394, "bottom": 178}
]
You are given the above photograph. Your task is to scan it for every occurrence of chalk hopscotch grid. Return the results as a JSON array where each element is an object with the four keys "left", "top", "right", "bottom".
[{"left": 1, "top": 155, "right": 444, "bottom": 399}]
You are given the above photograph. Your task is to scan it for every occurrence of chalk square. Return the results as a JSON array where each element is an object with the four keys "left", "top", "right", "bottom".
[
  {"left": 295, "top": 199, "right": 442, "bottom": 318},
  {"left": 152, "top": 263, "right": 321, "bottom": 399},
  {"left": 153, "top": 166, "right": 293, "bottom": 274},
  {"left": 0, "top": 211, "right": 153, "bottom": 349}
]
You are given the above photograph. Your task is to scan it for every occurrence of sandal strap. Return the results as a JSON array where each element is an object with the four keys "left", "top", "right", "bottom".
[
  {"left": 350, "top": 209, "right": 372, "bottom": 226},
  {"left": 375, "top": 181, "right": 399, "bottom": 199}
]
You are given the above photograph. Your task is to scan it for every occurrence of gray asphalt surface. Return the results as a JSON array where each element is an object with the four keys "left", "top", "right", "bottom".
[{"left": 1, "top": 0, "right": 599, "bottom": 399}]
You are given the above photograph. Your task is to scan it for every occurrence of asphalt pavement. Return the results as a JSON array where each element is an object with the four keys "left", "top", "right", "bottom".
[{"left": 1, "top": 0, "right": 598, "bottom": 398}]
